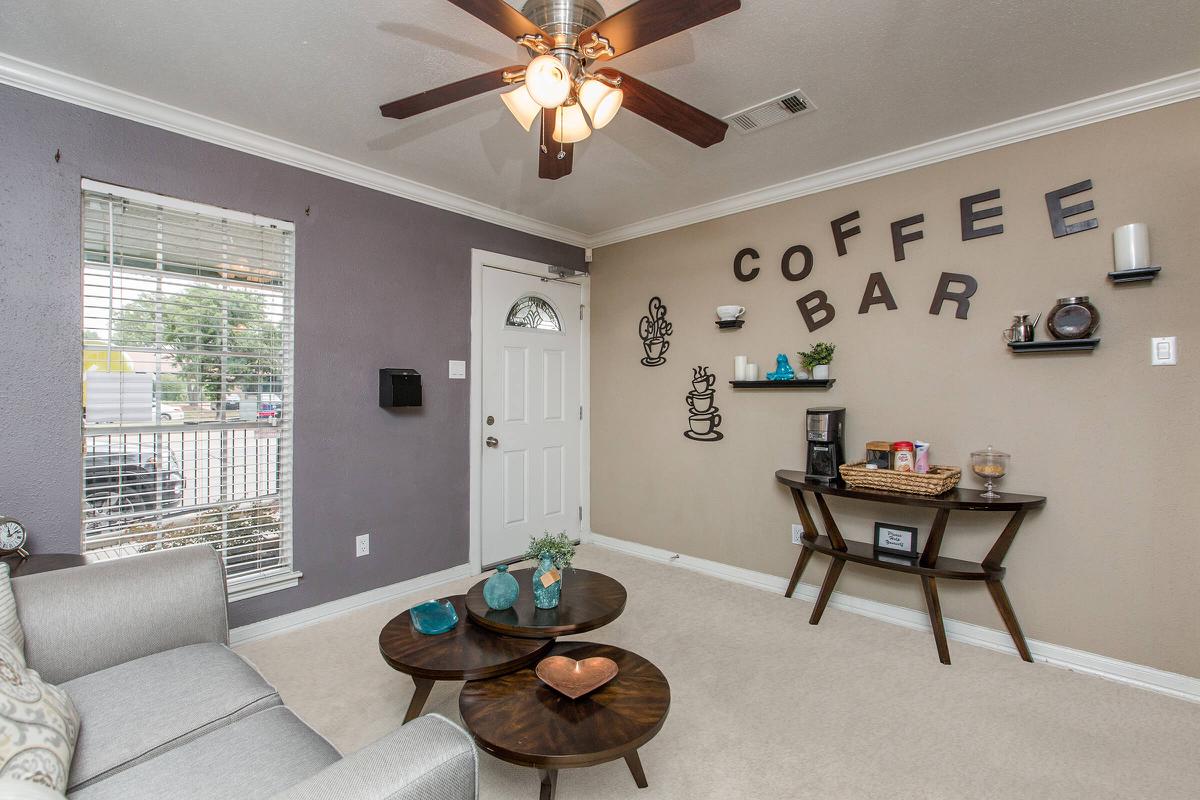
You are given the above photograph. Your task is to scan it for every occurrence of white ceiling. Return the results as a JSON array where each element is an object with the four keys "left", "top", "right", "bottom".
[{"left": 1, "top": 1, "right": 1198, "bottom": 240}]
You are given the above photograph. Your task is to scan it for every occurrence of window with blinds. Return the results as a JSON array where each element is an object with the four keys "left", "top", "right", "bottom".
[{"left": 80, "top": 180, "right": 298, "bottom": 600}]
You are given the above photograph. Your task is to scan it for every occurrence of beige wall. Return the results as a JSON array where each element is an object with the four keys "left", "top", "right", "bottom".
[{"left": 590, "top": 99, "right": 1200, "bottom": 677}]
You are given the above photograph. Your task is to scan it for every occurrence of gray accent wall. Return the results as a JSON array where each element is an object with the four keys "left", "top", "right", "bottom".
[{"left": 0, "top": 84, "right": 584, "bottom": 626}]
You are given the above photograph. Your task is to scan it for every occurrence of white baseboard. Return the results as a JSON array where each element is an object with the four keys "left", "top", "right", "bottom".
[
  {"left": 585, "top": 532, "right": 1200, "bottom": 704},
  {"left": 230, "top": 562, "right": 475, "bottom": 645}
]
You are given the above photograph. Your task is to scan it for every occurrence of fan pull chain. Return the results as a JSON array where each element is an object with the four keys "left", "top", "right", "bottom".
[{"left": 540, "top": 111, "right": 548, "bottom": 154}]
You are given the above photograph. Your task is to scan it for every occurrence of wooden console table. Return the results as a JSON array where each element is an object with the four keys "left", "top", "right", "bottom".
[{"left": 775, "top": 470, "right": 1046, "bottom": 665}]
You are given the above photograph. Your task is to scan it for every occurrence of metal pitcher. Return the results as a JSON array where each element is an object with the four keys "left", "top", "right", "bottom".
[{"left": 1002, "top": 313, "right": 1041, "bottom": 343}]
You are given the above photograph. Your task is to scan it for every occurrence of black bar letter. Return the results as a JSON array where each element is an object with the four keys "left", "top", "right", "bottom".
[
  {"left": 796, "top": 290, "right": 836, "bottom": 332},
  {"left": 858, "top": 272, "right": 898, "bottom": 314},
  {"left": 891, "top": 214, "right": 925, "bottom": 262},
  {"left": 929, "top": 272, "right": 979, "bottom": 320}
]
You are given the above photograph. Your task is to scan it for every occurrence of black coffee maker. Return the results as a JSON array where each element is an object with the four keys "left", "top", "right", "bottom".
[{"left": 805, "top": 407, "right": 846, "bottom": 483}]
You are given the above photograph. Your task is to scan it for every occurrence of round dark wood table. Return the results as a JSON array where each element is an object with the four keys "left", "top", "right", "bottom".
[
  {"left": 460, "top": 642, "right": 670, "bottom": 800},
  {"left": 464, "top": 568, "right": 627, "bottom": 639},
  {"left": 378, "top": 595, "right": 554, "bottom": 723}
]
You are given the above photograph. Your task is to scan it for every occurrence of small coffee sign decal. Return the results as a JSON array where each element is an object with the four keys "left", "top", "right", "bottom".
[{"left": 638, "top": 296, "right": 673, "bottom": 367}]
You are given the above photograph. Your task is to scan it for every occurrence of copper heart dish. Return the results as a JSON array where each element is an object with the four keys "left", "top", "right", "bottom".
[{"left": 535, "top": 655, "right": 619, "bottom": 700}]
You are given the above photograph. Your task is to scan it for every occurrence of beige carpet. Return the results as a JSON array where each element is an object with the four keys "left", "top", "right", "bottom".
[{"left": 236, "top": 546, "right": 1200, "bottom": 799}]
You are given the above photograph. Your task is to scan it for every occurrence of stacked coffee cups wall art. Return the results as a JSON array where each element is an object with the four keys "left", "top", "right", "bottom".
[
  {"left": 684, "top": 367, "right": 724, "bottom": 442},
  {"left": 638, "top": 297, "right": 673, "bottom": 367}
]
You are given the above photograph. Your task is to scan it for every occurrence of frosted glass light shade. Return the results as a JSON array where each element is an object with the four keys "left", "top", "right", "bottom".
[
  {"left": 553, "top": 103, "right": 592, "bottom": 143},
  {"left": 525, "top": 55, "right": 571, "bottom": 108},
  {"left": 1113, "top": 222, "right": 1150, "bottom": 270},
  {"left": 501, "top": 84, "right": 541, "bottom": 131},
  {"left": 578, "top": 78, "right": 623, "bottom": 129}
]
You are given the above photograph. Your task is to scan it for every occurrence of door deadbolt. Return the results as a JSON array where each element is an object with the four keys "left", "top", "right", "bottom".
[
  {"left": 485, "top": 436, "right": 499, "bottom": 448},
  {"left": 486, "top": 415, "right": 495, "bottom": 426}
]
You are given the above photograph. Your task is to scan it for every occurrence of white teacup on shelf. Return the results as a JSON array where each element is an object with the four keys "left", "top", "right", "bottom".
[{"left": 716, "top": 305, "right": 745, "bottom": 321}]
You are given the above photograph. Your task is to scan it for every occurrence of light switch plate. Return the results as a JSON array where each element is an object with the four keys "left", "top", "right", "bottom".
[
  {"left": 448, "top": 360, "right": 467, "bottom": 379},
  {"left": 1151, "top": 336, "right": 1177, "bottom": 366},
  {"left": 791, "top": 524, "right": 806, "bottom": 544}
]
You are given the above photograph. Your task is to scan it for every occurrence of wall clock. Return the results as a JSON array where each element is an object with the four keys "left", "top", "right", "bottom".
[{"left": 0, "top": 517, "right": 30, "bottom": 559}]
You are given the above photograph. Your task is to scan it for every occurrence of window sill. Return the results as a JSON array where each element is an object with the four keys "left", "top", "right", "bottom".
[{"left": 228, "top": 570, "right": 302, "bottom": 602}]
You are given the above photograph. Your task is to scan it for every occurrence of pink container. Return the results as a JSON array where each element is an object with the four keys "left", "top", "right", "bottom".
[{"left": 914, "top": 441, "right": 931, "bottom": 474}]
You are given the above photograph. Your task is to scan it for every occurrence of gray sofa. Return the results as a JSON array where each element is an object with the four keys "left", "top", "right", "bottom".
[{"left": 9, "top": 546, "right": 478, "bottom": 800}]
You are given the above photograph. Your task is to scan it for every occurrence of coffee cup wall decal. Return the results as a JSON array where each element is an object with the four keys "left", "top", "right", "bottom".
[
  {"left": 684, "top": 366, "right": 724, "bottom": 442},
  {"left": 638, "top": 297, "right": 673, "bottom": 367}
]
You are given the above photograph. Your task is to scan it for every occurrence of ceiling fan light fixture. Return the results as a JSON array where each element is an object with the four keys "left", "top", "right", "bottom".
[
  {"left": 501, "top": 84, "right": 541, "bottom": 131},
  {"left": 525, "top": 54, "right": 572, "bottom": 109},
  {"left": 552, "top": 102, "right": 592, "bottom": 144},
  {"left": 578, "top": 77, "right": 623, "bottom": 129}
]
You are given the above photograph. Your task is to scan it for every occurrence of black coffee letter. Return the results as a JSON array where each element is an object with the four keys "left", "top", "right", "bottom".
[
  {"left": 781, "top": 245, "right": 814, "bottom": 281},
  {"left": 1045, "top": 179, "right": 1098, "bottom": 238},
  {"left": 960, "top": 189, "right": 1004, "bottom": 240},
  {"left": 890, "top": 214, "right": 925, "bottom": 262},
  {"left": 831, "top": 211, "right": 862, "bottom": 257},
  {"left": 858, "top": 272, "right": 898, "bottom": 314},
  {"left": 734, "top": 248, "right": 760, "bottom": 282}
]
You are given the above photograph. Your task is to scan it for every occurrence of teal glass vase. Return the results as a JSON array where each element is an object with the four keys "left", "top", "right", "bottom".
[
  {"left": 483, "top": 564, "right": 519, "bottom": 610},
  {"left": 532, "top": 554, "right": 562, "bottom": 609}
]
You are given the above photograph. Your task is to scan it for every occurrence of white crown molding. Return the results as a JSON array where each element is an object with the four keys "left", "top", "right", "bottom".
[
  {"left": 585, "top": 531, "right": 1200, "bottom": 704},
  {"left": 0, "top": 51, "right": 590, "bottom": 248},
  {"left": 230, "top": 562, "right": 474, "bottom": 645},
  {"left": 585, "top": 68, "right": 1200, "bottom": 248},
  {"left": 4, "top": 50, "right": 1198, "bottom": 252}
]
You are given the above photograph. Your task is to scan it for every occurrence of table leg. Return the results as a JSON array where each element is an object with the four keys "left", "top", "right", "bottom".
[
  {"left": 404, "top": 677, "right": 435, "bottom": 724},
  {"left": 785, "top": 489, "right": 820, "bottom": 598},
  {"left": 986, "top": 579, "right": 1033, "bottom": 663},
  {"left": 809, "top": 557, "right": 845, "bottom": 625},
  {"left": 920, "top": 577, "right": 951, "bottom": 665},
  {"left": 539, "top": 768, "right": 558, "bottom": 800},
  {"left": 624, "top": 750, "right": 649, "bottom": 789}
]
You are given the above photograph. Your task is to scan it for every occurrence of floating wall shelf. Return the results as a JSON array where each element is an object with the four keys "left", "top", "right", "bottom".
[
  {"left": 730, "top": 379, "right": 836, "bottom": 389},
  {"left": 1107, "top": 266, "right": 1161, "bottom": 284},
  {"left": 1007, "top": 338, "right": 1100, "bottom": 354},
  {"left": 715, "top": 320, "right": 745, "bottom": 330}
]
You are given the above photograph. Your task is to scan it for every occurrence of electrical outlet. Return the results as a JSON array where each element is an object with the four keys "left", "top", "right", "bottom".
[
  {"left": 791, "top": 524, "right": 806, "bottom": 544},
  {"left": 355, "top": 533, "right": 370, "bottom": 557}
]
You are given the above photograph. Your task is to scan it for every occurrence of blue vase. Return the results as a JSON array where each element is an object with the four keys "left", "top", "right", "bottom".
[
  {"left": 531, "top": 554, "right": 562, "bottom": 609},
  {"left": 483, "top": 564, "right": 519, "bottom": 610}
]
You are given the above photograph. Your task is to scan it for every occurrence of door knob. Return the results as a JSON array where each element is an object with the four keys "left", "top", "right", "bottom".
[{"left": 485, "top": 436, "right": 499, "bottom": 448}]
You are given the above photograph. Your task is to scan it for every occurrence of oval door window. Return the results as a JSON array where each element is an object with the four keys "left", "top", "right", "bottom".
[{"left": 505, "top": 295, "right": 562, "bottom": 332}]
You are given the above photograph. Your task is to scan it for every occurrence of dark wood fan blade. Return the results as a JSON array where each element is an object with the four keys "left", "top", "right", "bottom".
[
  {"left": 444, "top": 0, "right": 552, "bottom": 43},
  {"left": 581, "top": 0, "right": 740, "bottom": 60},
  {"left": 598, "top": 69, "right": 727, "bottom": 148},
  {"left": 380, "top": 66, "right": 522, "bottom": 119},
  {"left": 539, "top": 112, "right": 574, "bottom": 180}
]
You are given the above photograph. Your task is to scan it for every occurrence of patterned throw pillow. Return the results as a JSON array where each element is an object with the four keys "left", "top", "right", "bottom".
[
  {"left": 0, "top": 563, "right": 24, "bottom": 655},
  {"left": 0, "top": 633, "right": 79, "bottom": 792}
]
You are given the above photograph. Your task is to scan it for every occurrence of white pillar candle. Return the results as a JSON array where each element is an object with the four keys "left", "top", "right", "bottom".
[
  {"left": 745, "top": 363, "right": 759, "bottom": 381},
  {"left": 734, "top": 355, "right": 748, "bottom": 381},
  {"left": 1113, "top": 223, "right": 1150, "bottom": 271}
]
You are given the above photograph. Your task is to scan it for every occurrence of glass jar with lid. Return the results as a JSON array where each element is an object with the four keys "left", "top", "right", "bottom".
[{"left": 970, "top": 446, "right": 1010, "bottom": 499}]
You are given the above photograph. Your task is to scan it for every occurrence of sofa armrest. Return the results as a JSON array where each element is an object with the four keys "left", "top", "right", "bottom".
[
  {"left": 271, "top": 715, "right": 478, "bottom": 800},
  {"left": 11, "top": 545, "right": 228, "bottom": 683}
]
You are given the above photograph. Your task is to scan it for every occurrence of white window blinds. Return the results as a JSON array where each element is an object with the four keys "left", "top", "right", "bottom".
[{"left": 80, "top": 180, "right": 298, "bottom": 600}]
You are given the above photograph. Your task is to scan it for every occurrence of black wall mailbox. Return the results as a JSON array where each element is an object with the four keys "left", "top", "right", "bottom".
[{"left": 379, "top": 369, "right": 422, "bottom": 408}]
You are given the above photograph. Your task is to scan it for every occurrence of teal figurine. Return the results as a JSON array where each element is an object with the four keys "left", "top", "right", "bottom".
[
  {"left": 766, "top": 353, "right": 795, "bottom": 381},
  {"left": 482, "top": 564, "right": 519, "bottom": 610},
  {"left": 531, "top": 554, "right": 562, "bottom": 609}
]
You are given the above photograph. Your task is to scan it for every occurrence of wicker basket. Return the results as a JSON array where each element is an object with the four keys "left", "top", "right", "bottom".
[{"left": 838, "top": 462, "right": 961, "bottom": 496}]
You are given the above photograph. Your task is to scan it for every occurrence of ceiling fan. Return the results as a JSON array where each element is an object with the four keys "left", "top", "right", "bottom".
[{"left": 380, "top": 0, "right": 741, "bottom": 179}]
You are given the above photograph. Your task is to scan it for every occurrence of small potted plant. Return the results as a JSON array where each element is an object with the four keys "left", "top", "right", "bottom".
[
  {"left": 523, "top": 531, "right": 576, "bottom": 609},
  {"left": 799, "top": 342, "right": 837, "bottom": 380}
]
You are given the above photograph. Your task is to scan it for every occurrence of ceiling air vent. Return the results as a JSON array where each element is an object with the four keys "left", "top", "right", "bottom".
[{"left": 724, "top": 90, "right": 815, "bottom": 135}]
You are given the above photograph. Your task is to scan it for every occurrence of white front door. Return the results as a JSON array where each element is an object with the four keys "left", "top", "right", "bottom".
[{"left": 480, "top": 267, "right": 582, "bottom": 566}]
